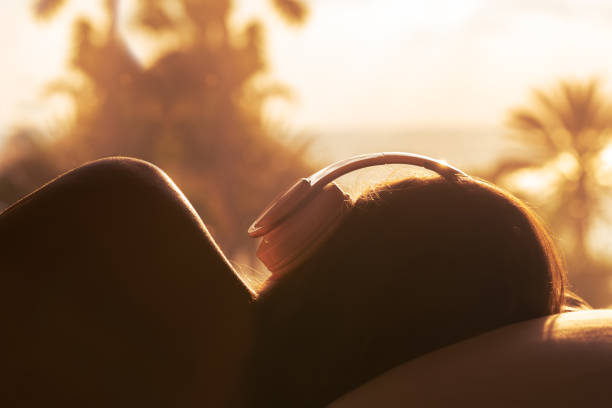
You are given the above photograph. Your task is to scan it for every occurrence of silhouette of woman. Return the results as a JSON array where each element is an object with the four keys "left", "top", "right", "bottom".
[
  {"left": 246, "top": 152, "right": 582, "bottom": 407},
  {"left": 0, "top": 154, "right": 587, "bottom": 407}
]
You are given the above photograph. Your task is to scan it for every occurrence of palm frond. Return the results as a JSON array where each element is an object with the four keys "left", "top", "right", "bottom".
[
  {"left": 533, "top": 88, "right": 558, "bottom": 116},
  {"left": 560, "top": 80, "right": 594, "bottom": 134},
  {"left": 32, "top": 0, "right": 68, "bottom": 20},
  {"left": 133, "top": 0, "right": 175, "bottom": 32},
  {"left": 507, "top": 108, "right": 557, "bottom": 152},
  {"left": 508, "top": 109, "right": 545, "bottom": 132},
  {"left": 270, "top": 0, "right": 309, "bottom": 25}
]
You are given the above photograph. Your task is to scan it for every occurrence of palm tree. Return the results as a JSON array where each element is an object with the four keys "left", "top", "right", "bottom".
[
  {"left": 0, "top": 0, "right": 312, "bottom": 258},
  {"left": 33, "top": 0, "right": 308, "bottom": 25},
  {"left": 489, "top": 79, "right": 612, "bottom": 261}
]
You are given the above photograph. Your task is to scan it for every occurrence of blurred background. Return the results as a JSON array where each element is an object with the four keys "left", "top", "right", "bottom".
[{"left": 2, "top": 0, "right": 612, "bottom": 306}]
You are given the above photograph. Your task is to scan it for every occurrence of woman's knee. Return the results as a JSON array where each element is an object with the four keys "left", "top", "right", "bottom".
[
  {"left": 0, "top": 156, "right": 203, "bottom": 274},
  {"left": 59, "top": 156, "right": 179, "bottom": 203},
  {"left": 1, "top": 157, "right": 178, "bottom": 221}
]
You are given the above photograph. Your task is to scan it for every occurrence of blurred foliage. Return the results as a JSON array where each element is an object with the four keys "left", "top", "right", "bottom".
[
  {"left": 33, "top": 0, "right": 68, "bottom": 20},
  {"left": 485, "top": 78, "right": 612, "bottom": 307},
  {"left": 0, "top": 0, "right": 312, "bottom": 258},
  {"left": 270, "top": 0, "right": 309, "bottom": 25}
]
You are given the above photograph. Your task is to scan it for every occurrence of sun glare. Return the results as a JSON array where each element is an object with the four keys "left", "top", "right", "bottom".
[
  {"left": 504, "top": 151, "right": 587, "bottom": 200},
  {"left": 510, "top": 169, "right": 556, "bottom": 196},
  {"left": 594, "top": 139, "right": 612, "bottom": 186},
  {"left": 401, "top": 0, "right": 483, "bottom": 30},
  {"left": 555, "top": 152, "right": 579, "bottom": 181}
]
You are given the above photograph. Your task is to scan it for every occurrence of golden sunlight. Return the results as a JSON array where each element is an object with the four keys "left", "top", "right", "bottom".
[
  {"left": 502, "top": 152, "right": 581, "bottom": 201},
  {"left": 3, "top": 0, "right": 612, "bottom": 309},
  {"left": 595, "top": 139, "right": 612, "bottom": 187},
  {"left": 505, "top": 167, "right": 558, "bottom": 199}
]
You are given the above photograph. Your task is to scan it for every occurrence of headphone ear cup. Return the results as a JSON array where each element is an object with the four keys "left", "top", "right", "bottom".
[{"left": 256, "top": 183, "right": 351, "bottom": 277}]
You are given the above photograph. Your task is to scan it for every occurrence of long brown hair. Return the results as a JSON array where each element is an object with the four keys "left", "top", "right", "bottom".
[{"left": 248, "top": 174, "right": 570, "bottom": 407}]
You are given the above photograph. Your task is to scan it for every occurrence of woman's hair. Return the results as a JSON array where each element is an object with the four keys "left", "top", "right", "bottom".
[{"left": 248, "top": 174, "right": 569, "bottom": 407}]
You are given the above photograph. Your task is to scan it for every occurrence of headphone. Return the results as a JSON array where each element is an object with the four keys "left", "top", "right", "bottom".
[{"left": 248, "top": 152, "right": 469, "bottom": 277}]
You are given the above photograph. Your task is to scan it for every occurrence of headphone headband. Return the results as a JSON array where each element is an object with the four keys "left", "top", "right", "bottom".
[
  {"left": 248, "top": 152, "right": 468, "bottom": 276},
  {"left": 248, "top": 152, "right": 467, "bottom": 238}
]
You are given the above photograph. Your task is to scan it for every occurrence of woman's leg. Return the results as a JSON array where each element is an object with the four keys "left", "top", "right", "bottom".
[{"left": 0, "top": 157, "right": 253, "bottom": 407}]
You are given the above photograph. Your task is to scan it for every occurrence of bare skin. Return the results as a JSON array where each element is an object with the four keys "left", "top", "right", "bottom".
[
  {"left": 329, "top": 309, "right": 612, "bottom": 407},
  {"left": 3, "top": 157, "right": 611, "bottom": 407},
  {"left": 1, "top": 157, "right": 253, "bottom": 408}
]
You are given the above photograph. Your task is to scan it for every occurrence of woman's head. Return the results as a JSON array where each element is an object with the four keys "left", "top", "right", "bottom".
[{"left": 249, "top": 173, "right": 567, "bottom": 407}]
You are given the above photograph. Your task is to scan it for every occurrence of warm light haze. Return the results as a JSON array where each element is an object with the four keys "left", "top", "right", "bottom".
[
  {"left": 3, "top": 0, "right": 612, "bottom": 166},
  {"left": 2, "top": 0, "right": 612, "bottom": 306},
  {"left": 3, "top": 3, "right": 612, "bottom": 406}
]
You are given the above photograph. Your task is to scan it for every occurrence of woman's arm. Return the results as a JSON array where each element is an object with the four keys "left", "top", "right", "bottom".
[{"left": 329, "top": 309, "right": 612, "bottom": 407}]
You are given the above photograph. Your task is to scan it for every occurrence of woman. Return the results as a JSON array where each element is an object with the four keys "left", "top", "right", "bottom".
[
  {"left": 1, "top": 157, "right": 253, "bottom": 407},
  {"left": 248, "top": 162, "right": 574, "bottom": 407},
  {"left": 0, "top": 155, "right": 582, "bottom": 407}
]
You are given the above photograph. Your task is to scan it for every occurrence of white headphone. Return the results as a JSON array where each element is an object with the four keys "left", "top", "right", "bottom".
[{"left": 248, "top": 152, "right": 468, "bottom": 277}]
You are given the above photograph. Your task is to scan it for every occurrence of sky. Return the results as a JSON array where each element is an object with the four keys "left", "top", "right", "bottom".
[
  {"left": 233, "top": 0, "right": 612, "bottom": 165},
  {"left": 2, "top": 0, "right": 612, "bottom": 167}
]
